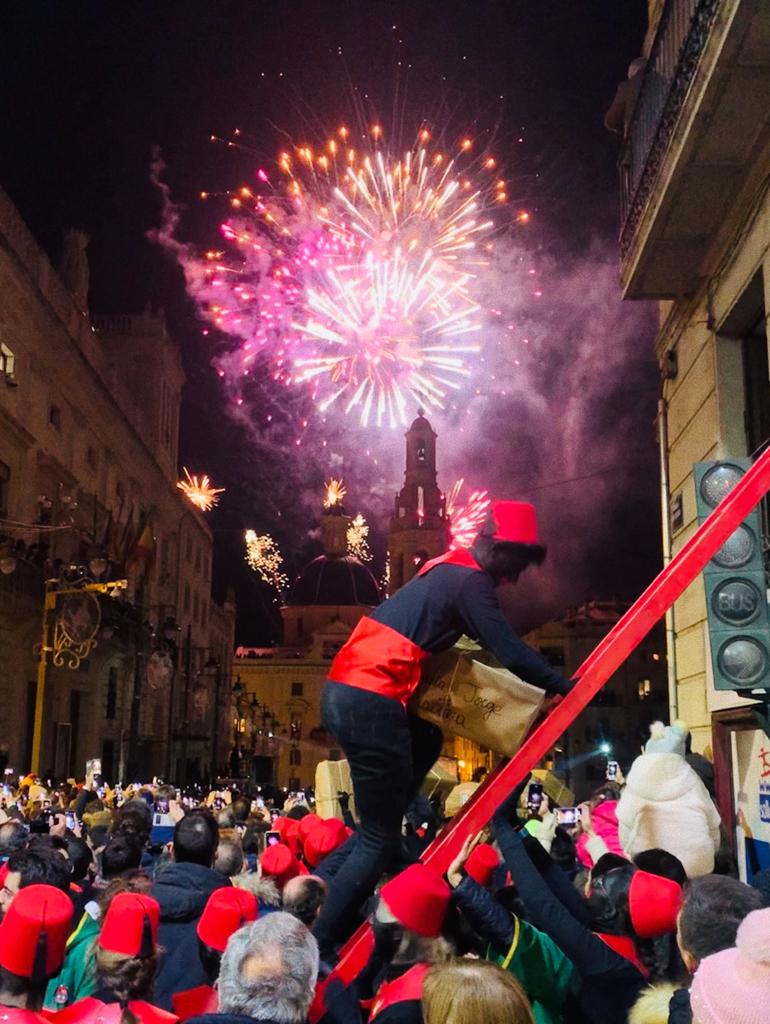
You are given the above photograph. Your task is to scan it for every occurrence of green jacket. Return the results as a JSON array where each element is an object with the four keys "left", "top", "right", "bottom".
[
  {"left": 44, "top": 904, "right": 100, "bottom": 1009},
  {"left": 489, "top": 916, "right": 576, "bottom": 1024}
]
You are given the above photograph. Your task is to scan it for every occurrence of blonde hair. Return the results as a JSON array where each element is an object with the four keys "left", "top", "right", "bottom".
[{"left": 422, "top": 959, "right": 535, "bottom": 1024}]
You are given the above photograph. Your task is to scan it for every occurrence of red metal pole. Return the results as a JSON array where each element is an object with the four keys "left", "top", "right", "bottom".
[{"left": 317, "top": 447, "right": 770, "bottom": 995}]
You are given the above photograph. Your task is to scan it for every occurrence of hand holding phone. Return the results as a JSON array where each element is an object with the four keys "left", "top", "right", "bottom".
[{"left": 556, "top": 806, "right": 580, "bottom": 826}]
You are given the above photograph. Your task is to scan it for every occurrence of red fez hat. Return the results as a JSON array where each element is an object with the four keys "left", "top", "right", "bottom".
[
  {"left": 99, "top": 893, "right": 160, "bottom": 957},
  {"left": 197, "top": 888, "right": 258, "bottom": 952},
  {"left": 304, "top": 821, "right": 348, "bottom": 868},
  {"left": 379, "top": 864, "right": 450, "bottom": 938},
  {"left": 490, "top": 501, "right": 539, "bottom": 545},
  {"left": 297, "top": 813, "right": 323, "bottom": 844},
  {"left": 283, "top": 820, "right": 302, "bottom": 857},
  {"left": 0, "top": 883, "right": 73, "bottom": 979},
  {"left": 272, "top": 816, "right": 292, "bottom": 839},
  {"left": 260, "top": 843, "right": 308, "bottom": 889},
  {"left": 464, "top": 844, "right": 501, "bottom": 888},
  {"left": 628, "top": 870, "right": 683, "bottom": 939}
]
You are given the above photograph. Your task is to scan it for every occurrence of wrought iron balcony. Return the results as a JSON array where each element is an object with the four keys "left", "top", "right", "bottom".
[{"left": 619, "top": 0, "right": 770, "bottom": 298}]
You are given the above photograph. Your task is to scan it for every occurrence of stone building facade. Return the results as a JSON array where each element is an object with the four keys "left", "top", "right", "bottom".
[
  {"left": 0, "top": 184, "right": 234, "bottom": 782},
  {"left": 620, "top": 0, "right": 770, "bottom": 874}
]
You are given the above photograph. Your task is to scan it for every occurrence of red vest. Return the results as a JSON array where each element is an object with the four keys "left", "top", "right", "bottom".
[
  {"left": 329, "top": 549, "right": 481, "bottom": 704},
  {"left": 596, "top": 933, "right": 650, "bottom": 979},
  {"left": 0, "top": 1009, "right": 50, "bottom": 1024},
  {"left": 171, "top": 986, "right": 218, "bottom": 1021},
  {"left": 42, "top": 998, "right": 178, "bottom": 1024},
  {"left": 369, "top": 963, "right": 430, "bottom": 1021}
]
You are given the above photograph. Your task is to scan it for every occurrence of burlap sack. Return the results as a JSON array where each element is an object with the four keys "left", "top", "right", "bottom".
[
  {"left": 315, "top": 758, "right": 357, "bottom": 820},
  {"left": 409, "top": 639, "right": 546, "bottom": 757}
]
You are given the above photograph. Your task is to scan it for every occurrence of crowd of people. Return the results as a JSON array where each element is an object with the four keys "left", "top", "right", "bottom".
[{"left": 0, "top": 723, "right": 767, "bottom": 1024}]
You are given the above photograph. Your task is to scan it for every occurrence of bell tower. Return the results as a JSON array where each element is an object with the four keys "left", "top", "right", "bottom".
[{"left": 388, "top": 410, "right": 449, "bottom": 595}]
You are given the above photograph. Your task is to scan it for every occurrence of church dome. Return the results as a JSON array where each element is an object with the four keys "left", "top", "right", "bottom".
[{"left": 289, "top": 555, "right": 380, "bottom": 607}]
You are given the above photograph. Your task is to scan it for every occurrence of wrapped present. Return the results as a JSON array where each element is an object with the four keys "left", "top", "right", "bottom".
[{"left": 409, "top": 638, "right": 545, "bottom": 758}]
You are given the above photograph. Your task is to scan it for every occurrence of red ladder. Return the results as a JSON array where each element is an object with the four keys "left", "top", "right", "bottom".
[{"left": 313, "top": 447, "right": 770, "bottom": 1001}]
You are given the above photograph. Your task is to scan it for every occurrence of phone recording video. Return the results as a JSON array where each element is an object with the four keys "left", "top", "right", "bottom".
[
  {"left": 606, "top": 760, "right": 619, "bottom": 781},
  {"left": 526, "top": 781, "right": 544, "bottom": 811},
  {"left": 65, "top": 812, "right": 77, "bottom": 831},
  {"left": 556, "top": 806, "right": 580, "bottom": 826},
  {"left": 155, "top": 799, "right": 170, "bottom": 815},
  {"left": 266, "top": 830, "right": 281, "bottom": 846}
]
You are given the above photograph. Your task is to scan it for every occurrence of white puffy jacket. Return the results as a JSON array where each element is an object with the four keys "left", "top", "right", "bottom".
[{"left": 616, "top": 752, "right": 721, "bottom": 877}]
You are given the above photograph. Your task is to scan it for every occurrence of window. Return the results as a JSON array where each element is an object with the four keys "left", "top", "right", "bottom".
[
  {"left": 0, "top": 342, "right": 15, "bottom": 379},
  {"left": 86, "top": 447, "right": 98, "bottom": 470},
  {"left": 49, "top": 404, "right": 61, "bottom": 428},
  {"left": 289, "top": 747, "right": 302, "bottom": 766},
  {"left": 416, "top": 443, "right": 426, "bottom": 462},
  {"left": 106, "top": 667, "right": 118, "bottom": 720},
  {"left": 0, "top": 461, "right": 9, "bottom": 516},
  {"left": 291, "top": 681, "right": 304, "bottom": 697}
]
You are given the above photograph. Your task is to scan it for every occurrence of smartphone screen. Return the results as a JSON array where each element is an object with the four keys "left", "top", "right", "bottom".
[
  {"left": 155, "top": 799, "right": 169, "bottom": 815},
  {"left": 65, "top": 812, "right": 77, "bottom": 831},
  {"left": 606, "top": 760, "right": 619, "bottom": 781},
  {"left": 556, "top": 806, "right": 579, "bottom": 826},
  {"left": 266, "top": 830, "right": 281, "bottom": 846},
  {"left": 527, "top": 782, "right": 543, "bottom": 809}
]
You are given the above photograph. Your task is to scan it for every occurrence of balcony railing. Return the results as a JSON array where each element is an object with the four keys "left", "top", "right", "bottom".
[{"left": 620, "top": 0, "right": 721, "bottom": 257}]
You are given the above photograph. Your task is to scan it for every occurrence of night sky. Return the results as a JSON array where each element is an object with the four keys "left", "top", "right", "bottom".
[{"left": 1, "top": 1, "right": 659, "bottom": 643}]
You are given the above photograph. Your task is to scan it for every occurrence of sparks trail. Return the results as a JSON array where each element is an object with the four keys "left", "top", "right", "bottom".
[{"left": 168, "top": 122, "right": 529, "bottom": 429}]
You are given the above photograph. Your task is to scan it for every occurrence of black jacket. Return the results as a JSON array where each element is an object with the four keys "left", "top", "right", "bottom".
[
  {"left": 495, "top": 819, "right": 645, "bottom": 1024},
  {"left": 152, "top": 862, "right": 230, "bottom": 1009},
  {"left": 186, "top": 1015, "right": 284, "bottom": 1024},
  {"left": 668, "top": 988, "right": 692, "bottom": 1024}
]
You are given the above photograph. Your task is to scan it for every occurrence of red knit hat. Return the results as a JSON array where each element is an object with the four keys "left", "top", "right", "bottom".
[
  {"left": 490, "top": 501, "right": 539, "bottom": 545},
  {"left": 99, "top": 893, "right": 160, "bottom": 957},
  {"left": 0, "top": 883, "right": 73, "bottom": 979},
  {"left": 629, "top": 870, "right": 683, "bottom": 939},
  {"left": 465, "top": 844, "right": 500, "bottom": 888},
  {"left": 260, "top": 843, "right": 308, "bottom": 889},
  {"left": 297, "top": 813, "right": 323, "bottom": 844},
  {"left": 379, "top": 864, "right": 451, "bottom": 938},
  {"left": 304, "top": 821, "right": 348, "bottom": 868},
  {"left": 197, "top": 888, "right": 258, "bottom": 952}
]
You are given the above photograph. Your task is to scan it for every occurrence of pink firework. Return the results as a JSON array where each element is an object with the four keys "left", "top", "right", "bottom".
[{"left": 446, "top": 478, "right": 491, "bottom": 548}]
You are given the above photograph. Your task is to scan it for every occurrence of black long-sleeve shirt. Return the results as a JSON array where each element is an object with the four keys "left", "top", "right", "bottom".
[
  {"left": 371, "top": 562, "right": 571, "bottom": 695},
  {"left": 495, "top": 818, "right": 645, "bottom": 1024}
]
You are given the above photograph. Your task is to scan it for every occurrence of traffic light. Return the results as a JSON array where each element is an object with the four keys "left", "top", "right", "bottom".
[{"left": 694, "top": 459, "right": 770, "bottom": 690}]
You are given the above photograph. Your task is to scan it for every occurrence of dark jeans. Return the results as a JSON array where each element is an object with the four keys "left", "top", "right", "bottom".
[{"left": 312, "top": 680, "right": 443, "bottom": 952}]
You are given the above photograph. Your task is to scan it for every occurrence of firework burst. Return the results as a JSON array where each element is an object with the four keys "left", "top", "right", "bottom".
[
  {"left": 323, "top": 478, "right": 347, "bottom": 508},
  {"left": 346, "top": 513, "right": 372, "bottom": 563},
  {"left": 191, "top": 124, "right": 509, "bottom": 427},
  {"left": 176, "top": 468, "right": 225, "bottom": 512},
  {"left": 244, "top": 529, "right": 288, "bottom": 597},
  {"left": 446, "top": 478, "right": 491, "bottom": 548}
]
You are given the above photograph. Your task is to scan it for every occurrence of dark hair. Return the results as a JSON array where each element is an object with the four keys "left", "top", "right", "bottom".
[
  {"left": 0, "top": 964, "right": 35, "bottom": 1002},
  {"left": 679, "top": 875, "right": 764, "bottom": 963},
  {"left": 66, "top": 836, "right": 94, "bottom": 882},
  {"left": 97, "top": 948, "right": 159, "bottom": 1024},
  {"left": 0, "top": 821, "right": 28, "bottom": 858},
  {"left": 101, "top": 835, "right": 144, "bottom": 879},
  {"left": 7, "top": 847, "right": 71, "bottom": 893},
  {"left": 470, "top": 536, "right": 546, "bottom": 585},
  {"left": 112, "top": 802, "right": 152, "bottom": 846},
  {"left": 591, "top": 853, "right": 631, "bottom": 882},
  {"left": 587, "top": 863, "right": 635, "bottom": 936},
  {"left": 282, "top": 876, "right": 327, "bottom": 928},
  {"left": 242, "top": 826, "right": 264, "bottom": 855},
  {"left": 232, "top": 799, "right": 250, "bottom": 823},
  {"left": 173, "top": 810, "right": 218, "bottom": 867},
  {"left": 550, "top": 826, "right": 579, "bottom": 876},
  {"left": 633, "top": 849, "right": 687, "bottom": 887},
  {"left": 215, "top": 839, "right": 244, "bottom": 877}
]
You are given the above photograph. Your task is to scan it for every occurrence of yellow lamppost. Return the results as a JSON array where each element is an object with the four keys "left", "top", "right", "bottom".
[{"left": 31, "top": 577, "right": 128, "bottom": 775}]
